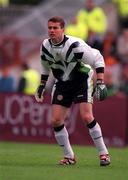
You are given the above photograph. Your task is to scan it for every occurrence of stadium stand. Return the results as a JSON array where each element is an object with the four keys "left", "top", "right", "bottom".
[
  {"left": 0, "top": 0, "right": 117, "bottom": 60},
  {"left": 0, "top": 5, "right": 34, "bottom": 33},
  {"left": 1, "top": 0, "right": 111, "bottom": 38}
]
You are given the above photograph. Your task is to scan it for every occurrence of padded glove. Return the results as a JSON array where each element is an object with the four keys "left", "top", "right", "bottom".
[
  {"left": 95, "top": 79, "right": 108, "bottom": 101},
  {"left": 35, "top": 83, "right": 45, "bottom": 102}
]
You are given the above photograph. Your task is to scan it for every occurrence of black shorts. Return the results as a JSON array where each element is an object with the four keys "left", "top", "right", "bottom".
[{"left": 51, "top": 77, "right": 93, "bottom": 107}]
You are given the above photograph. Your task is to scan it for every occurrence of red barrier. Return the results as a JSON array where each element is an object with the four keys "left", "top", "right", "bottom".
[{"left": 0, "top": 93, "right": 127, "bottom": 147}]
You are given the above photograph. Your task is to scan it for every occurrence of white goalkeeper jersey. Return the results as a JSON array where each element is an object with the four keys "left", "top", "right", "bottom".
[{"left": 40, "top": 35, "right": 105, "bottom": 81}]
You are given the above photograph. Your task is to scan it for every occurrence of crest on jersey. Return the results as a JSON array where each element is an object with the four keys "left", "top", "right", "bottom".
[
  {"left": 55, "top": 52, "right": 62, "bottom": 61},
  {"left": 57, "top": 95, "right": 63, "bottom": 101}
]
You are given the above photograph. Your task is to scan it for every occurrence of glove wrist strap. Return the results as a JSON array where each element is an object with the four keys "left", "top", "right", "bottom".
[{"left": 40, "top": 74, "right": 48, "bottom": 87}]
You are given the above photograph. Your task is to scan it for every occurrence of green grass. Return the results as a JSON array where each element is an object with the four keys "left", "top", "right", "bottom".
[{"left": 0, "top": 142, "right": 128, "bottom": 180}]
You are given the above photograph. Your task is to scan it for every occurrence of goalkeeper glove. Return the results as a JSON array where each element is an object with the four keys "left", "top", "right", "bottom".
[
  {"left": 35, "top": 83, "right": 45, "bottom": 102},
  {"left": 35, "top": 74, "right": 48, "bottom": 102},
  {"left": 95, "top": 79, "right": 108, "bottom": 101}
]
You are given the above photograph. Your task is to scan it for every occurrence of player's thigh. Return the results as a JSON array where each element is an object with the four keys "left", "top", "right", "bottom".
[
  {"left": 79, "top": 102, "right": 94, "bottom": 123},
  {"left": 51, "top": 104, "right": 69, "bottom": 126},
  {"left": 51, "top": 83, "right": 73, "bottom": 107},
  {"left": 74, "top": 78, "right": 93, "bottom": 104}
]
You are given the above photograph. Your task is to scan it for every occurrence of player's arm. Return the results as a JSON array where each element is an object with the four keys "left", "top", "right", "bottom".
[
  {"left": 91, "top": 50, "right": 107, "bottom": 101},
  {"left": 35, "top": 60, "right": 50, "bottom": 102},
  {"left": 81, "top": 44, "right": 107, "bottom": 101},
  {"left": 35, "top": 43, "right": 51, "bottom": 102}
]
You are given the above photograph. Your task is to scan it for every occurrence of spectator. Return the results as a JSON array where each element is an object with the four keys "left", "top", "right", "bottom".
[
  {"left": 103, "top": 55, "right": 121, "bottom": 88},
  {"left": 104, "top": 67, "right": 119, "bottom": 97},
  {"left": 86, "top": 31, "right": 103, "bottom": 51},
  {"left": 65, "top": 18, "right": 89, "bottom": 41},
  {"left": 112, "top": 0, "right": 128, "bottom": 29},
  {"left": 116, "top": 28, "right": 128, "bottom": 64},
  {"left": 0, "top": 0, "right": 9, "bottom": 7},
  {"left": 101, "top": 30, "right": 122, "bottom": 88},
  {"left": 17, "top": 63, "right": 40, "bottom": 95},
  {"left": 0, "top": 67, "right": 15, "bottom": 93},
  {"left": 76, "top": 0, "right": 108, "bottom": 36},
  {"left": 102, "top": 31, "right": 120, "bottom": 68},
  {"left": 119, "top": 63, "right": 128, "bottom": 95},
  {"left": 102, "top": 31, "right": 117, "bottom": 58}
]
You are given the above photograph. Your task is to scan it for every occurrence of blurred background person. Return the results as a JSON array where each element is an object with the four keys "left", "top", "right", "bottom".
[
  {"left": 112, "top": 0, "right": 128, "bottom": 30},
  {"left": 116, "top": 28, "right": 128, "bottom": 64},
  {"left": 17, "top": 63, "right": 40, "bottom": 95},
  {"left": 0, "top": 0, "right": 9, "bottom": 7},
  {"left": 0, "top": 67, "right": 15, "bottom": 93},
  {"left": 119, "top": 63, "right": 128, "bottom": 95},
  {"left": 102, "top": 31, "right": 117, "bottom": 59},
  {"left": 104, "top": 67, "right": 119, "bottom": 97},
  {"left": 65, "top": 0, "right": 108, "bottom": 49},
  {"left": 86, "top": 30, "right": 103, "bottom": 51},
  {"left": 76, "top": 0, "right": 108, "bottom": 36},
  {"left": 65, "top": 18, "right": 89, "bottom": 41}
]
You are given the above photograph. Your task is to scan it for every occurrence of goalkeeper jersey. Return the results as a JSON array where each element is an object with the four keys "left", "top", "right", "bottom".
[{"left": 40, "top": 35, "right": 105, "bottom": 82}]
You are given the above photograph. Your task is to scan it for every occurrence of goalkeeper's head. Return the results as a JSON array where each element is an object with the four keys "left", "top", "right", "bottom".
[
  {"left": 48, "top": 16, "right": 65, "bottom": 28},
  {"left": 47, "top": 16, "right": 66, "bottom": 44}
]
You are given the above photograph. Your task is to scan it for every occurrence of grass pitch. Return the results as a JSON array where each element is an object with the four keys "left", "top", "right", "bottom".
[{"left": 0, "top": 142, "right": 128, "bottom": 180}]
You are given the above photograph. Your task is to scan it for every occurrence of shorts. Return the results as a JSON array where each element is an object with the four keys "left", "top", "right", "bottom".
[{"left": 51, "top": 76, "right": 94, "bottom": 107}]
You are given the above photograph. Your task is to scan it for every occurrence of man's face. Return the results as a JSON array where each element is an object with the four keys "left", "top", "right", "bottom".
[{"left": 48, "top": 21, "right": 64, "bottom": 43}]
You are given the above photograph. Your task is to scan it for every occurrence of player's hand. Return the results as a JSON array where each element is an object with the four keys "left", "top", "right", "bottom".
[
  {"left": 95, "top": 79, "right": 107, "bottom": 101},
  {"left": 35, "top": 84, "right": 45, "bottom": 102}
]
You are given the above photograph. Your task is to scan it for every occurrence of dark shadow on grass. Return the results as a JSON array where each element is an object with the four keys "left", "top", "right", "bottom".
[{"left": 0, "top": 162, "right": 112, "bottom": 170}]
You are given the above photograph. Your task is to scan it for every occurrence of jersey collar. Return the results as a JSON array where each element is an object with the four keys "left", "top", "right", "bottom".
[{"left": 49, "top": 35, "right": 69, "bottom": 47}]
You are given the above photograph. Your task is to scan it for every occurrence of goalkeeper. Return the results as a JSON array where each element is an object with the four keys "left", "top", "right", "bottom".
[{"left": 35, "top": 16, "right": 110, "bottom": 166}]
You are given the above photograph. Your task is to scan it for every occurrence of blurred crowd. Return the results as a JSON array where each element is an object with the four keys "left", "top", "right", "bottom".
[
  {"left": 0, "top": 63, "right": 40, "bottom": 95},
  {"left": 0, "top": 0, "right": 128, "bottom": 97}
]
